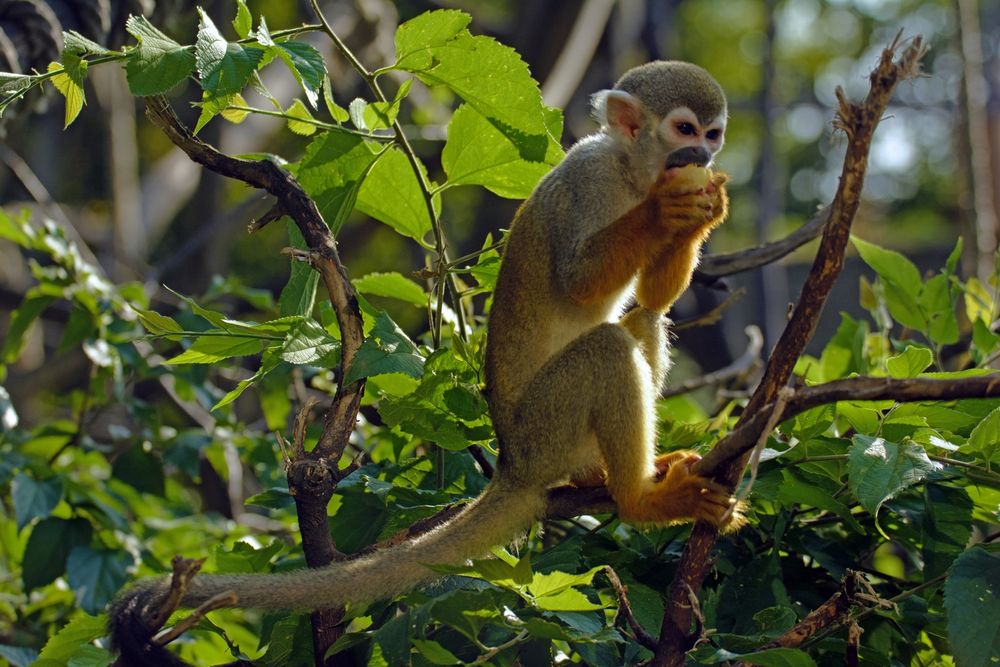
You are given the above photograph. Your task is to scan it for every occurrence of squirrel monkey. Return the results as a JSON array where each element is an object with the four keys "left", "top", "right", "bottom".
[{"left": 110, "top": 61, "right": 739, "bottom": 664}]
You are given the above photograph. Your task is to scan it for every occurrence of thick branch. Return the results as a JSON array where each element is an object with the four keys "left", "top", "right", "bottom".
[{"left": 654, "top": 36, "right": 929, "bottom": 666}]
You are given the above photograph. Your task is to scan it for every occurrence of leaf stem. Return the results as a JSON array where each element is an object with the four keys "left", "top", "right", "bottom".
[
  {"left": 226, "top": 104, "right": 394, "bottom": 139},
  {"left": 309, "top": 0, "right": 467, "bottom": 346}
]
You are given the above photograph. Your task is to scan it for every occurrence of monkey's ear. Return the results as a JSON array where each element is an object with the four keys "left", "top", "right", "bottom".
[{"left": 592, "top": 90, "right": 644, "bottom": 141}]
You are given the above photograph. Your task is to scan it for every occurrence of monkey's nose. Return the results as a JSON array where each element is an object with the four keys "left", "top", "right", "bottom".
[{"left": 665, "top": 146, "right": 711, "bottom": 168}]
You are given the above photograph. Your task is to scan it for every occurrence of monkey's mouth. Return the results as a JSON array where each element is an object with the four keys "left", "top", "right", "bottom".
[{"left": 665, "top": 146, "right": 712, "bottom": 169}]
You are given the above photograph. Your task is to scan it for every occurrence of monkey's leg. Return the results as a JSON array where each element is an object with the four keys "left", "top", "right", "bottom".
[
  {"left": 508, "top": 323, "right": 733, "bottom": 527},
  {"left": 618, "top": 306, "right": 670, "bottom": 390}
]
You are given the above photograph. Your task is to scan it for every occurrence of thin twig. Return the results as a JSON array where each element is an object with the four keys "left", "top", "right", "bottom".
[
  {"left": 661, "top": 325, "right": 762, "bottom": 398},
  {"left": 604, "top": 566, "right": 658, "bottom": 651},
  {"left": 152, "top": 591, "right": 240, "bottom": 646}
]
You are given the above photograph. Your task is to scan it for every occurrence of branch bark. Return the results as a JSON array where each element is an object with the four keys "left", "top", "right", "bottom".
[
  {"left": 653, "top": 35, "right": 929, "bottom": 665},
  {"left": 144, "top": 95, "right": 364, "bottom": 666}
]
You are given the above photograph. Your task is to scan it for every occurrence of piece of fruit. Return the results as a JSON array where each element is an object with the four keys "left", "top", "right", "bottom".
[{"left": 671, "top": 164, "right": 711, "bottom": 188}]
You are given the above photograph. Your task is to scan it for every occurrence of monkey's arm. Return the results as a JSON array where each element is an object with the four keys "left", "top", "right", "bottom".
[
  {"left": 636, "top": 172, "right": 729, "bottom": 312},
  {"left": 561, "top": 177, "right": 717, "bottom": 305}
]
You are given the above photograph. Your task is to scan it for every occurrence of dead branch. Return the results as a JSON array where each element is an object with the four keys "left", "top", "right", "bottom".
[{"left": 654, "top": 36, "right": 929, "bottom": 666}]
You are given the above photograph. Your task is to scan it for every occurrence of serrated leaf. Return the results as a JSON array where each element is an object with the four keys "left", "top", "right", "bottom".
[
  {"left": 47, "top": 59, "right": 86, "bottom": 128},
  {"left": 285, "top": 98, "right": 317, "bottom": 135},
  {"left": 534, "top": 588, "right": 605, "bottom": 612},
  {"left": 847, "top": 435, "right": 941, "bottom": 520},
  {"left": 12, "top": 473, "right": 63, "bottom": 531},
  {"left": 394, "top": 10, "right": 547, "bottom": 139},
  {"left": 356, "top": 147, "right": 436, "bottom": 242},
  {"left": 37, "top": 614, "right": 107, "bottom": 662},
  {"left": 528, "top": 566, "right": 603, "bottom": 598},
  {"left": 344, "top": 311, "right": 424, "bottom": 383},
  {"left": 67, "top": 547, "right": 131, "bottom": 614},
  {"left": 945, "top": 547, "right": 1000, "bottom": 667},
  {"left": 0, "top": 645, "right": 38, "bottom": 667},
  {"left": 220, "top": 92, "right": 249, "bottom": 123},
  {"left": 232, "top": 0, "right": 252, "bottom": 39},
  {"left": 701, "top": 647, "right": 817, "bottom": 667},
  {"left": 968, "top": 406, "right": 1000, "bottom": 465},
  {"left": 165, "top": 332, "right": 266, "bottom": 364},
  {"left": 442, "top": 103, "right": 561, "bottom": 198},
  {"left": 280, "top": 318, "right": 339, "bottom": 364},
  {"left": 295, "top": 131, "right": 380, "bottom": 234},
  {"left": 67, "top": 645, "right": 113, "bottom": 667},
  {"left": 136, "top": 308, "right": 183, "bottom": 336},
  {"left": 195, "top": 9, "right": 264, "bottom": 97},
  {"left": 352, "top": 271, "right": 427, "bottom": 306},
  {"left": 273, "top": 41, "right": 325, "bottom": 108},
  {"left": 63, "top": 31, "right": 110, "bottom": 56},
  {"left": 964, "top": 277, "right": 993, "bottom": 325},
  {"left": 23, "top": 517, "right": 93, "bottom": 592},
  {"left": 124, "top": 15, "right": 196, "bottom": 96},
  {"left": 886, "top": 346, "right": 933, "bottom": 378}
]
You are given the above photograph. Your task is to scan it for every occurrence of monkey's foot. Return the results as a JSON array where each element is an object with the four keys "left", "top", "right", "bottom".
[{"left": 618, "top": 451, "right": 745, "bottom": 532}]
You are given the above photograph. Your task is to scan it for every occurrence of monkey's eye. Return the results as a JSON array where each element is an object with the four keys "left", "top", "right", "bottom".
[
  {"left": 676, "top": 122, "right": 696, "bottom": 136},
  {"left": 706, "top": 129, "right": 722, "bottom": 141}
]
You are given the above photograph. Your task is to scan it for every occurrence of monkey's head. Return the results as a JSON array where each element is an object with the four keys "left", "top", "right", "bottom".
[{"left": 592, "top": 61, "right": 726, "bottom": 173}]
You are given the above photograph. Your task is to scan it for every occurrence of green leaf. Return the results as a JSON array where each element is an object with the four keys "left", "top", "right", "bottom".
[
  {"left": 220, "top": 92, "right": 249, "bottom": 123},
  {"left": 944, "top": 547, "right": 1000, "bottom": 667},
  {"left": 323, "top": 77, "right": 349, "bottom": 122},
  {"left": 136, "top": 309, "right": 184, "bottom": 336},
  {"left": 66, "top": 547, "right": 131, "bottom": 614},
  {"left": 244, "top": 487, "right": 294, "bottom": 509},
  {"left": 701, "top": 647, "right": 817, "bottom": 667},
  {"left": 343, "top": 311, "right": 425, "bottom": 384},
  {"left": 232, "top": 0, "right": 252, "bottom": 39},
  {"left": 273, "top": 41, "right": 326, "bottom": 108},
  {"left": 12, "top": 473, "right": 63, "bottom": 531},
  {"left": 67, "top": 645, "right": 113, "bottom": 667},
  {"left": 528, "top": 566, "right": 603, "bottom": 598},
  {"left": 124, "top": 15, "right": 197, "bottom": 96},
  {"left": 195, "top": 9, "right": 264, "bottom": 97},
  {"left": 215, "top": 539, "right": 283, "bottom": 574},
  {"left": 0, "top": 645, "right": 38, "bottom": 666},
  {"left": 394, "top": 10, "right": 549, "bottom": 139},
  {"left": 2, "top": 294, "right": 54, "bottom": 363},
  {"left": 534, "top": 588, "right": 605, "bottom": 612},
  {"left": 279, "top": 220, "right": 318, "bottom": 317},
  {"left": 886, "top": 346, "right": 933, "bottom": 378},
  {"left": 23, "top": 518, "right": 93, "bottom": 592},
  {"left": 356, "top": 147, "right": 437, "bottom": 243},
  {"left": 111, "top": 444, "right": 166, "bottom": 495},
  {"left": 964, "top": 277, "right": 993, "bottom": 325},
  {"left": 352, "top": 271, "right": 427, "bottom": 306},
  {"left": 921, "top": 273, "right": 959, "bottom": 345},
  {"left": 348, "top": 97, "right": 367, "bottom": 130},
  {"left": 164, "top": 332, "right": 267, "bottom": 364},
  {"left": 296, "top": 131, "right": 381, "bottom": 234},
  {"left": 47, "top": 56, "right": 86, "bottom": 128},
  {"left": 63, "top": 31, "right": 110, "bottom": 56},
  {"left": 847, "top": 435, "right": 941, "bottom": 520},
  {"left": 280, "top": 318, "right": 339, "bottom": 364},
  {"left": 922, "top": 484, "right": 972, "bottom": 578},
  {"left": 442, "top": 104, "right": 562, "bottom": 198},
  {"left": 412, "top": 639, "right": 460, "bottom": 665},
  {"left": 852, "top": 236, "right": 922, "bottom": 297},
  {"left": 968, "top": 406, "right": 1000, "bottom": 466},
  {"left": 285, "top": 98, "right": 317, "bottom": 135},
  {"left": 775, "top": 470, "right": 863, "bottom": 533},
  {"left": 37, "top": 614, "right": 107, "bottom": 662}
]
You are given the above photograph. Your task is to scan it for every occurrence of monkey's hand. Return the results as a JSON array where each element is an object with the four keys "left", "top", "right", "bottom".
[
  {"left": 650, "top": 168, "right": 729, "bottom": 234},
  {"left": 630, "top": 450, "right": 745, "bottom": 532}
]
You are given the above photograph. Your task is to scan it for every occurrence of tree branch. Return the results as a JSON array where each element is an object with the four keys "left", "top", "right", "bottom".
[
  {"left": 143, "top": 94, "right": 365, "bottom": 665},
  {"left": 654, "top": 35, "right": 929, "bottom": 665}
]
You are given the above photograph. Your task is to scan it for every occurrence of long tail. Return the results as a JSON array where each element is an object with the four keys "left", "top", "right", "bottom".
[{"left": 109, "top": 481, "right": 545, "bottom": 664}]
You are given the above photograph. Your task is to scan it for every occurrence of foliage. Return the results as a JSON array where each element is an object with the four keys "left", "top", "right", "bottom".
[{"left": 0, "top": 4, "right": 998, "bottom": 667}]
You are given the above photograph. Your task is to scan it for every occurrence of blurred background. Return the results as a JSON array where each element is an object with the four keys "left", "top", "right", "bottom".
[{"left": 1, "top": 0, "right": 998, "bottom": 424}]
